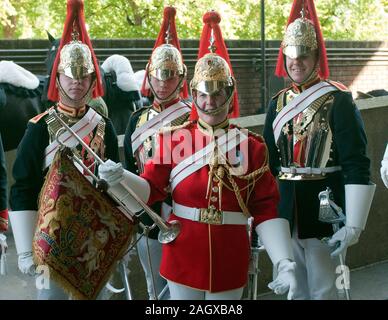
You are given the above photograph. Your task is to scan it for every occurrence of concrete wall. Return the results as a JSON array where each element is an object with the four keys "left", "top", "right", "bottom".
[{"left": 4, "top": 97, "right": 388, "bottom": 297}]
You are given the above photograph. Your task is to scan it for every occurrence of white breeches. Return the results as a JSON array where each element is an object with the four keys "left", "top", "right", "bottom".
[
  {"left": 167, "top": 280, "right": 244, "bottom": 300},
  {"left": 291, "top": 229, "right": 343, "bottom": 300}
]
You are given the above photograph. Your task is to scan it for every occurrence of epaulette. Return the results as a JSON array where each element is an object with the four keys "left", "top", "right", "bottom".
[
  {"left": 159, "top": 120, "right": 194, "bottom": 135},
  {"left": 131, "top": 105, "right": 150, "bottom": 119},
  {"left": 326, "top": 80, "right": 350, "bottom": 92},
  {"left": 272, "top": 85, "right": 292, "bottom": 100},
  {"left": 29, "top": 109, "right": 50, "bottom": 124},
  {"left": 130, "top": 106, "right": 151, "bottom": 128}
]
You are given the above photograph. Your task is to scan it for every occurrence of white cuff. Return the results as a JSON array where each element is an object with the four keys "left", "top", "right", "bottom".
[
  {"left": 9, "top": 210, "right": 37, "bottom": 254},
  {"left": 108, "top": 169, "right": 151, "bottom": 213},
  {"left": 255, "top": 218, "right": 294, "bottom": 267},
  {"left": 345, "top": 184, "right": 376, "bottom": 230}
]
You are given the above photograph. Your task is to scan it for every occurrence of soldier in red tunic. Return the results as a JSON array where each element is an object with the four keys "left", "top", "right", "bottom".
[
  {"left": 99, "top": 10, "right": 297, "bottom": 300},
  {"left": 0, "top": 133, "right": 8, "bottom": 275}
]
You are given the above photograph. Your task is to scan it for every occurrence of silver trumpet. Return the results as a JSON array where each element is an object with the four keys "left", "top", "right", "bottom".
[{"left": 49, "top": 109, "right": 181, "bottom": 245}]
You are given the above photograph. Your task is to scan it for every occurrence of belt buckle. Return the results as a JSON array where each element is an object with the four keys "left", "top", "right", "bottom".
[{"left": 199, "top": 206, "right": 223, "bottom": 225}]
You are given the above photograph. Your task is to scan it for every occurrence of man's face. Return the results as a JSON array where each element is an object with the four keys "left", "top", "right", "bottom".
[
  {"left": 149, "top": 75, "right": 181, "bottom": 102},
  {"left": 58, "top": 73, "right": 92, "bottom": 102},
  {"left": 286, "top": 52, "right": 318, "bottom": 84},
  {"left": 194, "top": 88, "right": 230, "bottom": 126}
]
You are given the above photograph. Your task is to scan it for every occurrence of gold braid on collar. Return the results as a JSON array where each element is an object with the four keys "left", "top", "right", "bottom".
[{"left": 198, "top": 118, "right": 229, "bottom": 136}]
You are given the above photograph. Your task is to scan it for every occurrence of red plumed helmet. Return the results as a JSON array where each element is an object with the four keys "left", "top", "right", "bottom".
[
  {"left": 275, "top": 0, "right": 329, "bottom": 80},
  {"left": 141, "top": 6, "right": 189, "bottom": 100},
  {"left": 190, "top": 10, "right": 240, "bottom": 120},
  {"left": 47, "top": 0, "right": 103, "bottom": 101}
]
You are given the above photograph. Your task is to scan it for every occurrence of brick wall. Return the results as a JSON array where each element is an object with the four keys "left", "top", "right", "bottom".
[{"left": 1, "top": 39, "right": 388, "bottom": 116}]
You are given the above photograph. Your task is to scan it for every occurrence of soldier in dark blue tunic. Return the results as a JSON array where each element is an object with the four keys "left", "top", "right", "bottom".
[
  {"left": 9, "top": 0, "right": 119, "bottom": 299},
  {"left": 123, "top": 6, "right": 190, "bottom": 299},
  {"left": 263, "top": 0, "right": 375, "bottom": 299}
]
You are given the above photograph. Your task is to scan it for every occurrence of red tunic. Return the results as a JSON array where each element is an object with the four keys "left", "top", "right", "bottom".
[
  {"left": 141, "top": 123, "right": 279, "bottom": 292},
  {"left": 0, "top": 209, "right": 7, "bottom": 232}
]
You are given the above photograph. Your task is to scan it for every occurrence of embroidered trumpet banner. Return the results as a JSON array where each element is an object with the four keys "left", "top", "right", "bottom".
[{"left": 33, "top": 148, "right": 135, "bottom": 300}]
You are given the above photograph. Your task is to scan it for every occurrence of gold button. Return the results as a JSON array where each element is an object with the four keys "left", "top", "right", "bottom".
[
  {"left": 213, "top": 177, "right": 219, "bottom": 183},
  {"left": 212, "top": 186, "right": 219, "bottom": 193},
  {"left": 210, "top": 196, "right": 217, "bottom": 202}
]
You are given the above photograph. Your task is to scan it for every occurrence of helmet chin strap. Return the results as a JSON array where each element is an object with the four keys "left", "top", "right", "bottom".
[
  {"left": 56, "top": 76, "right": 95, "bottom": 108},
  {"left": 288, "top": 68, "right": 319, "bottom": 86},
  {"left": 194, "top": 87, "right": 234, "bottom": 117}
]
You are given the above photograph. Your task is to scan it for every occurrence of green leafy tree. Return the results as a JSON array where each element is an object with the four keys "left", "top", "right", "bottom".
[
  {"left": 0, "top": 0, "right": 50, "bottom": 38},
  {"left": 0, "top": 0, "right": 387, "bottom": 40}
]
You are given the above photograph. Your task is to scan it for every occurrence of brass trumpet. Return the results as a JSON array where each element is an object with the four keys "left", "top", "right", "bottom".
[{"left": 49, "top": 109, "right": 181, "bottom": 244}]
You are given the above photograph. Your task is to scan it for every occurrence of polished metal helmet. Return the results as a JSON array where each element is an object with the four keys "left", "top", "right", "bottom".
[
  {"left": 47, "top": 0, "right": 103, "bottom": 102},
  {"left": 56, "top": 32, "right": 96, "bottom": 107},
  {"left": 191, "top": 53, "right": 234, "bottom": 95},
  {"left": 146, "top": 43, "right": 186, "bottom": 103},
  {"left": 190, "top": 53, "right": 235, "bottom": 116},
  {"left": 147, "top": 44, "right": 185, "bottom": 81},
  {"left": 57, "top": 39, "right": 95, "bottom": 80},
  {"left": 282, "top": 17, "right": 318, "bottom": 60}
]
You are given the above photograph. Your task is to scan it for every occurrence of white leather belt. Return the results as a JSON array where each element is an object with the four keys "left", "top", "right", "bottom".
[
  {"left": 173, "top": 202, "right": 248, "bottom": 225},
  {"left": 280, "top": 166, "right": 342, "bottom": 175}
]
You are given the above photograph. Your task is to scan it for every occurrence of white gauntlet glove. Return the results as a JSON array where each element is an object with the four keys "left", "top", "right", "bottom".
[
  {"left": 268, "top": 259, "right": 297, "bottom": 300},
  {"left": 381, "top": 162, "right": 388, "bottom": 188},
  {"left": 98, "top": 159, "right": 124, "bottom": 187},
  {"left": 18, "top": 251, "right": 36, "bottom": 276},
  {"left": 9, "top": 210, "right": 38, "bottom": 276},
  {"left": 327, "top": 184, "right": 375, "bottom": 257},
  {"left": 381, "top": 144, "right": 388, "bottom": 188},
  {"left": 0, "top": 233, "right": 8, "bottom": 275},
  {"left": 98, "top": 160, "right": 150, "bottom": 213},
  {"left": 255, "top": 218, "right": 297, "bottom": 300},
  {"left": 327, "top": 226, "right": 362, "bottom": 257}
]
